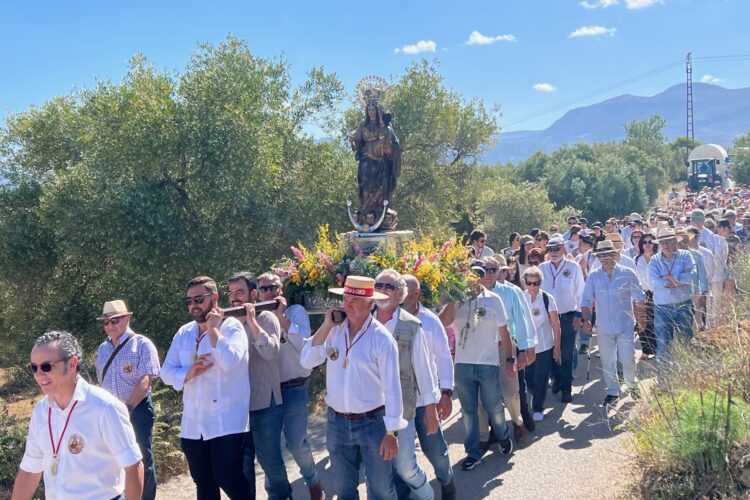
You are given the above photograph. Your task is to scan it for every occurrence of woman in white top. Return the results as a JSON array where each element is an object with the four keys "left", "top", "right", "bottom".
[
  {"left": 521, "top": 267, "right": 561, "bottom": 422},
  {"left": 634, "top": 235, "right": 658, "bottom": 358}
]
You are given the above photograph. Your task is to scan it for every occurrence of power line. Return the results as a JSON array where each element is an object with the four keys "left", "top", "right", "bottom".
[{"left": 502, "top": 53, "right": 749, "bottom": 130}]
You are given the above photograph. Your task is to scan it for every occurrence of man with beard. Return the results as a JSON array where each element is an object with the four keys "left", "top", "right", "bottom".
[
  {"left": 372, "top": 269, "right": 439, "bottom": 500},
  {"left": 226, "top": 272, "right": 290, "bottom": 500},
  {"left": 161, "top": 276, "right": 252, "bottom": 499},
  {"left": 255, "top": 272, "right": 323, "bottom": 500}
]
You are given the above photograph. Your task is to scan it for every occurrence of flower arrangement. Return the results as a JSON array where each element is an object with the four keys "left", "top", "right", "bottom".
[{"left": 275, "top": 224, "right": 473, "bottom": 308}]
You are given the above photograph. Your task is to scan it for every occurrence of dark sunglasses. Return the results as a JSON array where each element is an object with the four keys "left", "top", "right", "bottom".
[
  {"left": 643, "top": 240, "right": 654, "bottom": 245},
  {"left": 374, "top": 282, "right": 400, "bottom": 291},
  {"left": 483, "top": 267, "right": 499, "bottom": 273},
  {"left": 259, "top": 284, "right": 280, "bottom": 293},
  {"left": 99, "top": 317, "right": 123, "bottom": 326},
  {"left": 525, "top": 281, "right": 541, "bottom": 287},
  {"left": 27, "top": 358, "right": 68, "bottom": 374},
  {"left": 547, "top": 246, "right": 562, "bottom": 252},
  {"left": 184, "top": 292, "right": 212, "bottom": 305}
]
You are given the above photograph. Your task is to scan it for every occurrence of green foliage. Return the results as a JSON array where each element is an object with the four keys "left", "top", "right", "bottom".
[
  {"left": 0, "top": 399, "right": 29, "bottom": 493},
  {"left": 150, "top": 382, "right": 188, "bottom": 481}
]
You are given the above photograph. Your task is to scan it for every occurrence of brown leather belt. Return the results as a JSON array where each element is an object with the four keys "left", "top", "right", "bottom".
[
  {"left": 334, "top": 405, "right": 385, "bottom": 420},
  {"left": 280, "top": 377, "right": 308, "bottom": 390}
]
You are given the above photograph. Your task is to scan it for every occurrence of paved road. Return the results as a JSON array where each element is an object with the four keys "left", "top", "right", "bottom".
[{"left": 158, "top": 346, "right": 643, "bottom": 499}]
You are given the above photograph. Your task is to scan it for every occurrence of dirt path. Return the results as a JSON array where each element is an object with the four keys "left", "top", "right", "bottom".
[{"left": 157, "top": 346, "right": 643, "bottom": 499}]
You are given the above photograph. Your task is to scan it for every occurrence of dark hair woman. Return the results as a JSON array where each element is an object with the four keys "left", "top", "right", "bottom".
[{"left": 634, "top": 234, "right": 658, "bottom": 358}]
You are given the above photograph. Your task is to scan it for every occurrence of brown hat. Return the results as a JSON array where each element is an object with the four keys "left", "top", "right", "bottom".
[{"left": 98, "top": 300, "right": 131, "bottom": 320}]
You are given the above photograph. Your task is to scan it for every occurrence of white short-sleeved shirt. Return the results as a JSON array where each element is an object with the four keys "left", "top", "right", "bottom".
[
  {"left": 453, "top": 288, "right": 508, "bottom": 366},
  {"left": 20, "top": 377, "right": 142, "bottom": 500},
  {"left": 525, "top": 291, "right": 558, "bottom": 353}
]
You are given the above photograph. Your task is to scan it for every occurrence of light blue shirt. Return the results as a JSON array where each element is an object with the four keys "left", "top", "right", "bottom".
[
  {"left": 648, "top": 250, "right": 697, "bottom": 305},
  {"left": 688, "top": 248, "right": 709, "bottom": 295},
  {"left": 492, "top": 282, "right": 536, "bottom": 350},
  {"left": 581, "top": 264, "right": 646, "bottom": 334}
]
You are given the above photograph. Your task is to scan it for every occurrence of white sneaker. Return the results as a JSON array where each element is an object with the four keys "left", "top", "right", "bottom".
[{"left": 533, "top": 412, "right": 544, "bottom": 422}]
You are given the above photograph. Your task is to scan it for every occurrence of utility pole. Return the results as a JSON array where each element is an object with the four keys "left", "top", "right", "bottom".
[{"left": 686, "top": 52, "right": 694, "bottom": 161}]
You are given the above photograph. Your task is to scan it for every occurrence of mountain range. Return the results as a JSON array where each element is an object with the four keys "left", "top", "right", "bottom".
[{"left": 485, "top": 82, "right": 750, "bottom": 164}]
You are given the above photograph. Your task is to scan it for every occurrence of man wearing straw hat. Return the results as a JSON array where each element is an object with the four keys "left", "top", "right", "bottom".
[
  {"left": 648, "top": 225, "right": 697, "bottom": 358},
  {"left": 95, "top": 300, "right": 161, "bottom": 500},
  {"left": 301, "top": 276, "right": 405, "bottom": 499},
  {"left": 581, "top": 241, "right": 646, "bottom": 406}
]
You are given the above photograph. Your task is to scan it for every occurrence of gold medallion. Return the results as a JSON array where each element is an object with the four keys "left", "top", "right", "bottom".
[
  {"left": 51, "top": 460, "right": 58, "bottom": 475},
  {"left": 343, "top": 357, "right": 349, "bottom": 369},
  {"left": 68, "top": 434, "right": 84, "bottom": 454}
]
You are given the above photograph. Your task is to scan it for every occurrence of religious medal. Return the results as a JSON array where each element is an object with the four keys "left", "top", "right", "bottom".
[
  {"left": 343, "top": 357, "right": 349, "bottom": 369},
  {"left": 532, "top": 307, "right": 540, "bottom": 316},
  {"left": 329, "top": 347, "right": 339, "bottom": 361},
  {"left": 563, "top": 269, "right": 571, "bottom": 278},
  {"left": 68, "top": 434, "right": 84, "bottom": 454},
  {"left": 48, "top": 400, "right": 78, "bottom": 477}
]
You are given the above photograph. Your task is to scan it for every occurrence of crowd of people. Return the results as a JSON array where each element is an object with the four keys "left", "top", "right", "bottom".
[{"left": 11, "top": 185, "right": 748, "bottom": 500}]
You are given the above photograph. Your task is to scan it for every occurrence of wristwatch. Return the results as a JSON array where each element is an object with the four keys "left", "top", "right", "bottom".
[
  {"left": 441, "top": 389, "right": 453, "bottom": 398},
  {"left": 506, "top": 357, "right": 516, "bottom": 363},
  {"left": 387, "top": 430, "right": 399, "bottom": 438}
]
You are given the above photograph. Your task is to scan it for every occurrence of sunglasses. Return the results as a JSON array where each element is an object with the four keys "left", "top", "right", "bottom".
[
  {"left": 99, "top": 317, "right": 123, "bottom": 326},
  {"left": 184, "top": 292, "right": 212, "bottom": 305},
  {"left": 525, "top": 281, "right": 541, "bottom": 287},
  {"left": 27, "top": 358, "right": 68, "bottom": 374},
  {"left": 258, "top": 284, "right": 280, "bottom": 293},
  {"left": 483, "top": 267, "right": 499, "bottom": 273},
  {"left": 547, "top": 246, "right": 562, "bottom": 252},
  {"left": 374, "top": 282, "right": 401, "bottom": 291}
]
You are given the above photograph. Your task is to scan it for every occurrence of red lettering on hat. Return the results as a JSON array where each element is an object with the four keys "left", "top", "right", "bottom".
[{"left": 344, "top": 285, "right": 373, "bottom": 297}]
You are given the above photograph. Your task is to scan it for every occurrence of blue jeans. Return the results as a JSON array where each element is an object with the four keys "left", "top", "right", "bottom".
[
  {"left": 654, "top": 300, "right": 694, "bottom": 358},
  {"left": 281, "top": 381, "right": 319, "bottom": 489},
  {"left": 390, "top": 418, "right": 433, "bottom": 500},
  {"left": 551, "top": 312, "right": 576, "bottom": 394},
  {"left": 326, "top": 407, "right": 396, "bottom": 500},
  {"left": 130, "top": 396, "right": 156, "bottom": 500},
  {"left": 415, "top": 405, "right": 452, "bottom": 486},
  {"left": 454, "top": 363, "right": 510, "bottom": 460},
  {"left": 248, "top": 396, "right": 292, "bottom": 500},
  {"left": 241, "top": 432, "right": 256, "bottom": 500}
]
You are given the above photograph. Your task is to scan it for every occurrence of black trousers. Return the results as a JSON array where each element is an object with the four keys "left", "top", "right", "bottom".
[{"left": 181, "top": 432, "right": 253, "bottom": 500}]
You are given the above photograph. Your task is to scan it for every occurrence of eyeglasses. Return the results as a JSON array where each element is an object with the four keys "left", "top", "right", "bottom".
[
  {"left": 525, "top": 281, "right": 541, "bottom": 287},
  {"left": 184, "top": 292, "right": 212, "bottom": 305},
  {"left": 374, "top": 282, "right": 401, "bottom": 291},
  {"left": 642, "top": 240, "right": 654, "bottom": 245},
  {"left": 535, "top": 237, "right": 545, "bottom": 242},
  {"left": 27, "top": 358, "right": 68, "bottom": 374},
  {"left": 258, "top": 284, "right": 280, "bottom": 293},
  {"left": 547, "top": 246, "right": 562, "bottom": 252},
  {"left": 99, "top": 317, "right": 122, "bottom": 326},
  {"left": 484, "top": 267, "right": 499, "bottom": 273}
]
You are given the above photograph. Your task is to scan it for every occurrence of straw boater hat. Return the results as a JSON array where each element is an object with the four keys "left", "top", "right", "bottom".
[
  {"left": 98, "top": 300, "right": 131, "bottom": 320},
  {"left": 593, "top": 240, "right": 617, "bottom": 255},
  {"left": 328, "top": 275, "right": 388, "bottom": 300}
]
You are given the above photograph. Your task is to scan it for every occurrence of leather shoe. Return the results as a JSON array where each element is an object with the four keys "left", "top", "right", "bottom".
[
  {"left": 551, "top": 379, "right": 561, "bottom": 394},
  {"left": 309, "top": 482, "right": 324, "bottom": 500},
  {"left": 513, "top": 422, "right": 527, "bottom": 442},
  {"left": 561, "top": 391, "right": 573, "bottom": 403},
  {"left": 521, "top": 407, "right": 536, "bottom": 431}
]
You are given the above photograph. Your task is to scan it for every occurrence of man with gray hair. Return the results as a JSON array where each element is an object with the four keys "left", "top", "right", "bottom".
[
  {"left": 373, "top": 268, "right": 439, "bottom": 500},
  {"left": 13, "top": 331, "right": 144, "bottom": 500},
  {"left": 255, "top": 272, "right": 323, "bottom": 500}
]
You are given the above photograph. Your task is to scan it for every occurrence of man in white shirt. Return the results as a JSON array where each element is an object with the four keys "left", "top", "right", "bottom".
[
  {"left": 402, "top": 274, "right": 456, "bottom": 500},
  {"left": 12, "top": 330, "right": 143, "bottom": 500},
  {"left": 540, "top": 237, "right": 585, "bottom": 403},
  {"left": 255, "top": 272, "right": 323, "bottom": 500},
  {"left": 161, "top": 276, "right": 252, "bottom": 500},
  {"left": 691, "top": 209, "right": 728, "bottom": 327},
  {"left": 470, "top": 229, "right": 494, "bottom": 259},
  {"left": 301, "top": 276, "right": 405, "bottom": 499},
  {"left": 439, "top": 264, "right": 515, "bottom": 471},
  {"left": 373, "top": 269, "right": 439, "bottom": 500}
]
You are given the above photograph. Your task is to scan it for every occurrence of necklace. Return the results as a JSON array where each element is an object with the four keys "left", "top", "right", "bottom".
[
  {"left": 343, "top": 317, "right": 373, "bottom": 368},
  {"left": 549, "top": 261, "right": 567, "bottom": 288},
  {"left": 459, "top": 297, "right": 480, "bottom": 350},
  {"left": 48, "top": 400, "right": 79, "bottom": 475}
]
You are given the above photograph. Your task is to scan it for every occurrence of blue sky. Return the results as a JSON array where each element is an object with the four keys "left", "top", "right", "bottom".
[{"left": 2, "top": 0, "right": 749, "bottom": 133}]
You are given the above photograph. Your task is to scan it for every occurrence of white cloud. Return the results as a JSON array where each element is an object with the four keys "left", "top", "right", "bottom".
[
  {"left": 579, "top": 0, "right": 619, "bottom": 9},
  {"left": 394, "top": 40, "right": 437, "bottom": 54},
  {"left": 625, "top": 0, "right": 663, "bottom": 9},
  {"left": 533, "top": 83, "right": 557, "bottom": 92},
  {"left": 700, "top": 74, "right": 722, "bottom": 84},
  {"left": 466, "top": 31, "right": 517, "bottom": 46},
  {"left": 569, "top": 25, "right": 617, "bottom": 38}
]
